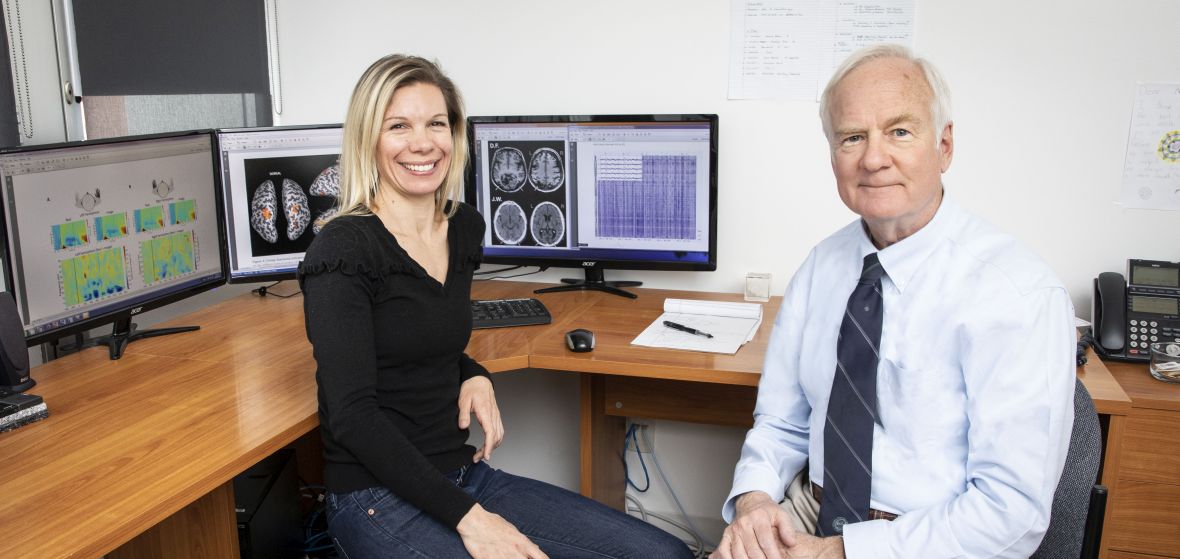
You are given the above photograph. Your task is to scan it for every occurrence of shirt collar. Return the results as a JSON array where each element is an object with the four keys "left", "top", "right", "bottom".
[{"left": 856, "top": 190, "right": 959, "bottom": 293}]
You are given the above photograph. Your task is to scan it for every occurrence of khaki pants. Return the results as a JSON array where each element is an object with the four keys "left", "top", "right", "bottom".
[{"left": 780, "top": 469, "right": 821, "bottom": 536}]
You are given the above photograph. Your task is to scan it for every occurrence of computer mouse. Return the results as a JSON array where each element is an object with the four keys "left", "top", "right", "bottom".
[{"left": 565, "top": 328, "right": 595, "bottom": 353}]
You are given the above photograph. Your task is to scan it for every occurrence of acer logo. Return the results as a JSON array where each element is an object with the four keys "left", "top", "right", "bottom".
[
  {"left": 130, "top": 306, "right": 144, "bottom": 315},
  {"left": 582, "top": 261, "right": 597, "bottom": 268}
]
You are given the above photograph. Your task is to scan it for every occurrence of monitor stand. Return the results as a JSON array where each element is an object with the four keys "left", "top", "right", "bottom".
[
  {"left": 533, "top": 268, "right": 642, "bottom": 299},
  {"left": 87, "top": 317, "right": 199, "bottom": 361}
]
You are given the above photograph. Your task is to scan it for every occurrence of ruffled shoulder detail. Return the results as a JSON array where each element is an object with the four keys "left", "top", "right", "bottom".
[{"left": 297, "top": 215, "right": 422, "bottom": 282}]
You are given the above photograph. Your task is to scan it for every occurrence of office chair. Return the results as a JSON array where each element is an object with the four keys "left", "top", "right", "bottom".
[{"left": 1031, "top": 378, "right": 1106, "bottom": 559}]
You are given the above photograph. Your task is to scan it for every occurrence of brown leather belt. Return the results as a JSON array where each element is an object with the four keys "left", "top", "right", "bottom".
[{"left": 811, "top": 484, "right": 899, "bottom": 521}]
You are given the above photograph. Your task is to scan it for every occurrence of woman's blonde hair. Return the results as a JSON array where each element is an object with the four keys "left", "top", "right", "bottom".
[{"left": 334, "top": 54, "right": 467, "bottom": 220}]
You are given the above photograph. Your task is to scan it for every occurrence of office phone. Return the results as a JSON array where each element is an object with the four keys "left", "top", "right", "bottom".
[{"left": 1092, "top": 259, "right": 1180, "bottom": 361}]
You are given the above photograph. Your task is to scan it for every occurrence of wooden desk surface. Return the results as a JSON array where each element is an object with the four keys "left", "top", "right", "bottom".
[
  {"left": 528, "top": 287, "right": 781, "bottom": 386},
  {"left": 0, "top": 280, "right": 1132, "bottom": 557},
  {"left": 0, "top": 339, "right": 317, "bottom": 557},
  {"left": 1104, "top": 359, "right": 1180, "bottom": 412}
]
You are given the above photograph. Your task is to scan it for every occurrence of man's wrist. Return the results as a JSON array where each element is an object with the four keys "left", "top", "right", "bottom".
[
  {"left": 822, "top": 535, "right": 845, "bottom": 558},
  {"left": 734, "top": 490, "right": 774, "bottom": 514}
]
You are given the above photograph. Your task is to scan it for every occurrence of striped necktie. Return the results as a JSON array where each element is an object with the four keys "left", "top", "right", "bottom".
[{"left": 818, "top": 252, "right": 885, "bottom": 536}]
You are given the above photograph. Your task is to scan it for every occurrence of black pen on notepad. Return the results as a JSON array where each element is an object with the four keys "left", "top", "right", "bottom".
[{"left": 663, "top": 320, "right": 713, "bottom": 339}]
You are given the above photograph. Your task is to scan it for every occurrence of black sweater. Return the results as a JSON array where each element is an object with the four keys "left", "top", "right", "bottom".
[{"left": 298, "top": 202, "right": 490, "bottom": 529}]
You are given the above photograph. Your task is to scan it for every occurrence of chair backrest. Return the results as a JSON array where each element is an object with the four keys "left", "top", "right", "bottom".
[{"left": 1030, "top": 378, "right": 1103, "bottom": 559}]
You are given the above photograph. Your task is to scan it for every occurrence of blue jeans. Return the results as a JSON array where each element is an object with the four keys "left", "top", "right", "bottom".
[{"left": 325, "top": 461, "right": 693, "bottom": 558}]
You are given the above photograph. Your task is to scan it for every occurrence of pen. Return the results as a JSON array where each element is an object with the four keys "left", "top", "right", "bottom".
[{"left": 663, "top": 320, "right": 713, "bottom": 339}]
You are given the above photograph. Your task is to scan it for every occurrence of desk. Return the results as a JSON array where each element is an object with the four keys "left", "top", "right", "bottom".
[
  {"left": 0, "top": 281, "right": 1131, "bottom": 558},
  {"left": 1101, "top": 359, "right": 1180, "bottom": 558}
]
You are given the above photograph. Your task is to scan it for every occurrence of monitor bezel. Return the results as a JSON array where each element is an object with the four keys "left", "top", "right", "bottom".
[
  {"left": 215, "top": 123, "right": 343, "bottom": 284},
  {"left": 0, "top": 129, "right": 229, "bottom": 347},
  {"left": 464, "top": 113, "right": 719, "bottom": 273}
]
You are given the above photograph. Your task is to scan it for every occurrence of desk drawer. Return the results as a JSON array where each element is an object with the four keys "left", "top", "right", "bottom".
[
  {"left": 603, "top": 377, "right": 756, "bottom": 427},
  {"left": 1121, "top": 409, "right": 1180, "bottom": 484},
  {"left": 1107, "top": 480, "right": 1180, "bottom": 555}
]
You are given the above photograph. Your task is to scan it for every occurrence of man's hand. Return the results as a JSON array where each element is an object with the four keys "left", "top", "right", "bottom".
[
  {"left": 784, "top": 534, "right": 844, "bottom": 559},
  {"left": 458, "top": 376, "right": 504, "bottom": 461},
  {"left": 711, "top": 491, "right": 797, "bottom": 559},
  {"left": 457, "top": 504, "right": 548, "bottom": 559}
]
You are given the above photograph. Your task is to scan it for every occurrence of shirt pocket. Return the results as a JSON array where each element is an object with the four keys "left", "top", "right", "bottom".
[{"left": 877, "top": 352, "right": 968, "bottom": 453}]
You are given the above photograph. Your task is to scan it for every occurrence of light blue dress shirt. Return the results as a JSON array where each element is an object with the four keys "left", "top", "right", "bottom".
[{"left": 722, "top": 195, "right": 1076, "bottom": 558}]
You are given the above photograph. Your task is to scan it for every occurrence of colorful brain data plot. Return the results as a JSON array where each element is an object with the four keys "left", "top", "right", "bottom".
[
  {"left": 169, "top": 199, "right": 197, "bottom": 225},
  {"left": 60, "top": 247, "right": 127, "bottom": 306},
  {"left": 134, "top": 206, "right": 166, "bottom": 233},
  {"left": 140, "top": 231, "right": 196, "bottom": 285},
  {"left": 51, "top": 220, "right": 89, "bottom": 250},
  {"left": 94, "top": 214, "right": 129, "bottom": 241}
]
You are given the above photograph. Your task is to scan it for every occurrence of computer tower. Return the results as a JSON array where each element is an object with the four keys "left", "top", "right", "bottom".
[{"left": 234, "top": 448, "right": 301, "bottom": 558}]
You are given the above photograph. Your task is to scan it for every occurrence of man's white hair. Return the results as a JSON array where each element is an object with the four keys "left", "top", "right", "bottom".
[{"left": 818, "top": 43, "right": 952, "bottom": 146}]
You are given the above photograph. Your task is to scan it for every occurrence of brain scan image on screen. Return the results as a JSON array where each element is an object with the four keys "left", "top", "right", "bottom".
[
  {"left": 529, "top": 148, "right": 564, "bottom": 192},
  {"left": 491, "top": 147, "right": 526, "bottom": 192},
  {"left": 309, "top": 163, "right": 340, "bottom": 197},
  {"left": 281, "top": 178, "right": 311, "bottom": 241},
  {"left": 250, "top": 180, "right": 279, "bottom": 244},
  {"left": 312, "top": 207, "right": 338, "bottom": 234},
  {"left": 493, "top": 201, "right": 527, "bottom": 245},
  {"left": 530, "top": 201, "right": 565, "bottom": 247}
]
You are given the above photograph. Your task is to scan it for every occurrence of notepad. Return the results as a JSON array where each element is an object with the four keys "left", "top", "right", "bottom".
[{"left": 631, "top": 298, "right": 763, "bottom": 354}]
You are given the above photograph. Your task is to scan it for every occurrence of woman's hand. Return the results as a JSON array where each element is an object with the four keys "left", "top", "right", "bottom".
[
  {"left": 458, "top": 376, "right": 504, "bottom": 461},
  {"left": 457, "top": 504, "right": 548, "bottom": 559}
]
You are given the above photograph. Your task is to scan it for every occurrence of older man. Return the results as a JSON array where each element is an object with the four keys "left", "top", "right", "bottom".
[{"left": 713, "top": 45, "right": 1075, "bottom": 559}]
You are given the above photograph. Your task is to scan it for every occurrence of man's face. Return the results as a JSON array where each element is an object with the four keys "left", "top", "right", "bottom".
[{"left": 828, "top": 57, "right": 953, "bottom": 243}]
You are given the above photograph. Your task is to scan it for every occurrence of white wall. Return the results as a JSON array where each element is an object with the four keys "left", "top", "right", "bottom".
[{"left": 278, "top": 0, "right": 1178, "bottom": 545}]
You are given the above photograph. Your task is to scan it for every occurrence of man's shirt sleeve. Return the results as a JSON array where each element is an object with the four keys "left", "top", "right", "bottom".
[{"left": 722, "top": 251, "right": 818, "bottom": 522}]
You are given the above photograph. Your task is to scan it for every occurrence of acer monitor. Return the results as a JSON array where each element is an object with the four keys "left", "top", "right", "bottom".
[
  {"left": 0, "top": 130, "right": 226, "bottom": 359},
  {"left": 466, "top": 114, "right": 718, "bottom": 298}
]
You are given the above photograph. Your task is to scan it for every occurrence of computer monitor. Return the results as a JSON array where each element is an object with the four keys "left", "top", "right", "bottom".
[
  {"left": 216, "top": 124, "right": 342, "bottom": 283},
  {"left": 0, "top": 130, "right": 227, "bottom": 358},
  {"left": 465, "top": 114, "right": 718, "bottom": 298}
]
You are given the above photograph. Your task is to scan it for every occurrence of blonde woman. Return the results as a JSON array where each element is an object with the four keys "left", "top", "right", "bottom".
[{"left": 299, "top": 55, "right": 692, "bottom": 559}]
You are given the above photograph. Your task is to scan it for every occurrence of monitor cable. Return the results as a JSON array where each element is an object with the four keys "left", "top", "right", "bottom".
[
  {"left": 474, "top": 266, "right": 548, "bottom": 281},
  {"left": 475, "top": 265, "right": 524, "bottom": 276},
  {"left": 252, "top": 281, "right": 302, "bottom": 298}
]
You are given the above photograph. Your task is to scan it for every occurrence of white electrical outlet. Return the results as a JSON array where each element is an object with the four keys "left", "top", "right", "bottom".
[{"left": 631, "top": 423, "right": 655, "bottom": 454}]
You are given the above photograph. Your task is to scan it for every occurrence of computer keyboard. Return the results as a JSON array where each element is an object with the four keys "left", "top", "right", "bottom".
[{"left": 471, "top": 298, "right": 552, "bottom": 329}]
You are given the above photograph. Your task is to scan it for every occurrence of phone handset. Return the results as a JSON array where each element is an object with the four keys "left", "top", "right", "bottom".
[{"left": 1092, "top": 272, "right": 1127, "bottom": 356}]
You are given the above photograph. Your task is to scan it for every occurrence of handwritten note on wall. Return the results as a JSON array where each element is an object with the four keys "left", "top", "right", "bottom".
[
  {"left": 728, "top": 0, "right": 914, "bottom": 101},
  {"left": 1121, "top": 84, "right": 1180, "bottom": 211}
]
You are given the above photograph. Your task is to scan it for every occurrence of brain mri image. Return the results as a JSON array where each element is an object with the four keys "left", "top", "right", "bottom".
[
  {"left": 312, "top": 207, "right": 339, "bottom": 234},
  {"left": 528, "top": 148, "right": 563, "bottom": 192},
  {"left": 492, "top": 201, "right": 527, "bottom": 245},
  {"left": 309, "top": 164, "right": 340, "bottom": 197},
  {"left": 530, "top": 201, "right": 565, "bottom": 246},
  {"left": 250, "top": 180, "right": 279, "bottom": 244},
  {"left": 491, "top": 147, "right": 526, "bottom": 192},
  {"left": 281, "top": 178, "right": 311, "bottom": 241}
]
